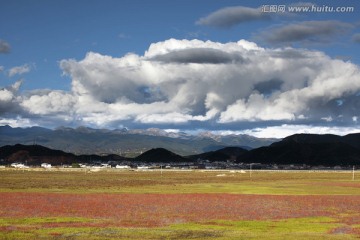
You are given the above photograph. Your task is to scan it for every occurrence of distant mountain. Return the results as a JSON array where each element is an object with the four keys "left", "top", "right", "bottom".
[
  {"left": 188, "top": 147, "right": 248, "bottom": 162},
  {"left": 238, "top": 133, "right": 360, "bottom": 166},
  {"left": 0, "top": 125, "right": 277, "bottom": 156},
  {"left": 0, "top": 144, "right": 127, "bottom": 165},
  {"left": 0, "top": 144, "right": 76, "bottom": 165},
  {"left": 274, "top": 133, "right": 360, "bottom": 148},
  {"left": 273, "top": 133, "right": 342, "bottom": 145},
  {"left": 134, "top": 148, "right": 189, "bottom": 162}
]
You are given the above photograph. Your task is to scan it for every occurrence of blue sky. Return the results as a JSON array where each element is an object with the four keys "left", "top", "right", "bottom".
[{"left": 1, "top": 0, "right": 360, "bottom": 137}]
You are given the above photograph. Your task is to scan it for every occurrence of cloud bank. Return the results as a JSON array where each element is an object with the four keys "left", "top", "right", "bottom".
[
  {"left": 1, "top": 38, "right": 360, "bottom": 136},
  {"left": 262, "top": 20, "right": 353, "bottom": 44},
  {"left": 196, "top": 6, "right": 270, "bottom": 28}
]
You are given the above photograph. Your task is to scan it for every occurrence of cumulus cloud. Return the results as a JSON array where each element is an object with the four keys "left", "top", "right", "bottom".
[
  {"left": 0, "top": 39, "right": 10, "bottom": 53},
  {"left": 149, "top": 48, "right": 246, "bottom": 64},
  {"left": 196, "top": 6, "right": 270, "bottom": 28},
  {"left": 20, "top": 90, "right": 77, "bottom": 115},
  {"left": 0, "top": 80, "right": 22, "bottom": 114},
  {"left": 8, "top": 64, "right": 32, "bottom": 77},
  {"left": 1, "top": 38, "right": 360, "bottom": 135},
  {"left": 0, "top": 89, "right": 13, "bottom": 102},
  {"left": 262, "top": 20, "right": 353, "bottom": 44},
  {"left": 59, "top": 39, "right": 360, "bottom": 128},
  {"left": 0, "top": 66, "right": 4, "bottom": 72}
]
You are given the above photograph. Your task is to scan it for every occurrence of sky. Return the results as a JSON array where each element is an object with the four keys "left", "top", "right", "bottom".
[{"left": 1, "top": 0, "right": 360, "bottom": 138}]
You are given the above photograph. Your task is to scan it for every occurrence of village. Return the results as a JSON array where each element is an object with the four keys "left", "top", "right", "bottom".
[{"left": 6, "top": 160, "right": 356, "bottom": 171}]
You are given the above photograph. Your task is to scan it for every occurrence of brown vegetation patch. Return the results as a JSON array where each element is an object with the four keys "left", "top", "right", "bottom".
[{"left": 1, "top": 193, "right": 360, "bottom": 227}]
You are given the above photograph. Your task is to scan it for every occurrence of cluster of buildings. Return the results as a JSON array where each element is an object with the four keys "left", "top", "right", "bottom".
[{"left": 4, "top": 160, "right": 356, "bottom": 171}]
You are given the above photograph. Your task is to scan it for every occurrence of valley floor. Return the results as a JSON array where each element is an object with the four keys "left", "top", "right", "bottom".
[{"left": 0, "top": 169, "right": 360, "bottom": 239}]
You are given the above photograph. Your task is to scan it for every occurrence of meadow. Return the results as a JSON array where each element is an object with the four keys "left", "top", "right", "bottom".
[{"left": 0, "top": 168, "right": 360, "bottom": 239}]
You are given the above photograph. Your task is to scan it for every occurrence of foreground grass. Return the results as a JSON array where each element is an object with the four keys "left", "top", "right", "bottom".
[
  {"left": 0, "top": 169, "right": 359, "bottom": 195},
  {"left": 1, "top": 169, "right": 360, "bottom": 239},
  {"left": 0, "top": 217, "right": 357, "bottom": 240}
]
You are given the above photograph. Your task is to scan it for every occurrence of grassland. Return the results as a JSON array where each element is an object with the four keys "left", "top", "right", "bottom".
[
  {"left": 1, "top": 168, "right": 360, "bottom": 239},
  {"left": 1, "top": 168, "right": 360, "bottom": 195}
]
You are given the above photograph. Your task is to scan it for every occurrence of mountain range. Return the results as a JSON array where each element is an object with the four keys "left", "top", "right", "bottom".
[
  {"left": 1, "top": 132, "right": 360, "bottom": 166},
  {"left": 0, "top": 125, "right": 276, "bottom": 156}
]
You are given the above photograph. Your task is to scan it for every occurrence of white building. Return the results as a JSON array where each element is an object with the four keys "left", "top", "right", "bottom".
[
  {"left": 101, "top": 163, "right": 111, "bottom": 168},
  {"left": 10, "top": 163, "right": 28, "bottom": 168},
  {"left": 137, "top": 166, "right": 149, "bottom": 170},
  {"left": 115, "top": 165, "right": 130, "bottom": 169},
  {"left": 41, "top": 163, "right": 52, "bottom": 169}
]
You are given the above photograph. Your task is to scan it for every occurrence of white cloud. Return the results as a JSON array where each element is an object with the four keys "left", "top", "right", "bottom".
[
  {"left": 20, "top": 90, "right": 76, "bottom": 115},
  {"left": 0, "top": 80, "right": 22, "bottom": 102},
  {"left": 136, "top": 112, "right": 193, "bottom": 124},
  {"left": 8, "top": 64, "right": 32, "bottom": 77},
  {"left": 1, "top": 38, "right": 360, "bottom": 132},
  {"left": 0, "top": 88, "right": 14, "bottom": 102},
  {"left": 219, "top": 93, "right": 296, "bottom": 122},
  {"left": 237, "top": 125, "right": 360, "bottom": 138},
  {"left": 0, "top": 80, "right": 23, "bottom": 115},
  {"left": 0, "top": 66, "right": 4, "bottom": 72},
  {"left": 0, "top": 117, "right": 35, "bottom": 128}
]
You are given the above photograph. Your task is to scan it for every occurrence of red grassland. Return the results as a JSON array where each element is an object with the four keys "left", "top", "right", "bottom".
[{"left": 1, "top": 193, "right": 360, "bottom": 227}]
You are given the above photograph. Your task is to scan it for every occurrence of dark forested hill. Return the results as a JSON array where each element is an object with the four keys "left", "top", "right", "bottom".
[
  {"left": 134, "top": 148, "right": 189, "bottom": 162},
  {"left": 0, "top": 144, "right": 127, "bottom": 165},
  {"left": 237, "top": 133, "right": 360, "bottom": 166},
  {"left": 187, "top": 147, "right": 248, "bottom": 162}
]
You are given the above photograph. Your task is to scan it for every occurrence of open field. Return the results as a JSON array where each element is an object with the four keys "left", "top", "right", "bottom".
[
  {"left": 1, "top": 169, "right": 360, "bottom": 239},
  {"left": 1, "top": 168, "right": 360, "bottom": 195}
]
